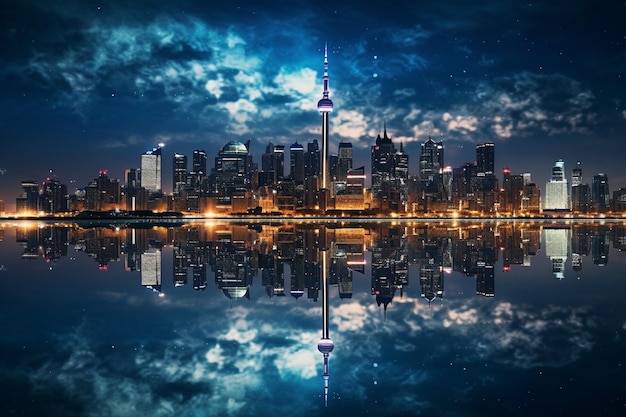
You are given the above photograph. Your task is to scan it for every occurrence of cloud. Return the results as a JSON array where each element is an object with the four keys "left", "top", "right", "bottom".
[{"left": 442, "top": 112, "right": 479, "bottom": 134}]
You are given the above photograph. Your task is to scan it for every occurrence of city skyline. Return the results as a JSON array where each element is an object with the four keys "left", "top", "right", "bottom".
[{"left": 1, "top": 0, "right": 625, "bottom": 208}]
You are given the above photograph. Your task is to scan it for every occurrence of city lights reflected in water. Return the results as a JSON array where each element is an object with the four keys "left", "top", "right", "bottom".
[{"left": 0, "top": 220, "right": 625, "bottom": 417}]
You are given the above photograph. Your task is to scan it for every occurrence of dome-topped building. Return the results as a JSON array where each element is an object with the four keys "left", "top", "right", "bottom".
[
  {"left": 209, "top": 139, "right": 256, "bottom": 202},
  {"left": 221, "top": 140, "right": 249, "bottom": 155}
]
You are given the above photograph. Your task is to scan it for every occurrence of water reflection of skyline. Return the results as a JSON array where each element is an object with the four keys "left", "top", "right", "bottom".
[
  {"left": 2, "top": 221, "right": 626, "bottom": 416},
  {"left": 8, "top": 221, "right": 626, "bottom": 303}
]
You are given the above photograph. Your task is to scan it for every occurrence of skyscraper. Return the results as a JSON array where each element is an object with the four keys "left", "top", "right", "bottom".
[
  {"left": 419, "top": 137, "right": 444, "bottom": 193},
  {"left": 261, "top": 142, "right": 285, "bottom": 184},
  {"left": 572, "top": 161, "right": 583, "bottom": 186},
  {"left": 571, "top": 161, "right": 589, "bottom": 213},
  {"left": 371, "top": 126, "right": 396, "bottom": 195},
  {"left": 591, "top": 173, "right": 610, "bottom": 212},
  {"left": 544, "top": 159, "right": 569, "bottom": 211},
  {"left": 336, "top": 141, "right": 353, "bottom": 181},
  {"left": 141, "top": 146, "right": 162, "bottom": 193},
  {"left": 173, "top": 153, "right": 187, "bottom": 196},
  {"left": 16, "top": 181, "right": 40, "bottom": 213},
  {"left": 209, "top": 140, "right": 254, "bottom": 201},
  {"left": 40, "top": 177, "right": 69, "bottom": 213},
  {"left": 192, "top": 149, "right": 207, "bottom": 176},
  {"left": 187, "top": 149, "right": 208, "bottom": 193},
  {"left": 476, "top": 142, "right": 495, "bottom": 175},
  {"left": 290, "top": 142, "right": 305, "bottom": 184},
  {"left": 305, "top": 139, "right": 321, "bottom": 179}
]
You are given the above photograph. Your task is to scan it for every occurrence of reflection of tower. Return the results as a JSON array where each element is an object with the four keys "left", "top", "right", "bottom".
[
  {"left": 370, "top": 226, "right": 406, "bottom": 313},
  {"left": 571, "top": 224, "right": 590, "bottom": 272},
  {"left": 544, "top": 227, "right": 569, "bottom": 279},
  {"left": 317, "top": 44, "right": 334, "bottom": 208},
  {"left": 420, "top": 241, "right": 445, "bottom": 303},
  {"left": 317, "top": 247, "right": 334, "bottom": 407},
  {"left": 141, "top": 246, "right": 162, "bottom": 294},
  {"left": 592, "top": 227, "right": 609, "bottom": 266}
]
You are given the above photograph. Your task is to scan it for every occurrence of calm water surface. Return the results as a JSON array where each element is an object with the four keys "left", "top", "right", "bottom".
[{"left": 0, "top": 220, "right": 625, "bottom": 417}]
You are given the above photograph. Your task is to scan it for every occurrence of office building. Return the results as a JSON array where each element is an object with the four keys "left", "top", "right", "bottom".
[
  {"left": 419, "top": 137, "right": 444, "bottom": 199},
  {"left": 16, "top": 181, "right": 40, "bottom": 213},
  {"left": 141, "top": 146, "right": 162, "bottom": 193},
  {"left": 261, "top": 142, "right": 285, "bottom": 185},
  {"left": 173, "top": 153, "right": 188, "bottom": 196},
  {"left": 591, "top": 173, "right": 610, "bottom": 212},
  {"left": 544, "top": 159, "right": 569, "bottom": 211},
  {"left": 571, "top": 161, "right": 589, "bottom": 213},
  {"left": 290, "top": 142, "right": 305, "bottom": 184},
  {"left": 209, "top": 140, "right": 255, "bottom": 202},
  {"left": 336, "top": 142, "right": 353, "bottom": 181}
]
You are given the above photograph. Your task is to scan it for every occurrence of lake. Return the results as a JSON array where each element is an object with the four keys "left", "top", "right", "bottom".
[{"left": 0, "top": 220, "right": 624, "bottom": 416}]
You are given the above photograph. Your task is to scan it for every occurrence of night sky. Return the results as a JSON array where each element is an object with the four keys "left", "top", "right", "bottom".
[{"left": 1, "top": 0, "right": 625, "bottom": 210}]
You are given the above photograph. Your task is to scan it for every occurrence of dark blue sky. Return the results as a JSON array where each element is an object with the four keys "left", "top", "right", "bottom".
[{"left": 1, "top": 0, "right": 625, "bottom": 209}]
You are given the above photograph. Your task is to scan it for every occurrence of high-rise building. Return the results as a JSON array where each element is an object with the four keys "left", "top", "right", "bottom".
[
  {"left": 186, "top": 149, "right": 208, "bottom": 194},
  {"left": 173, "top": 153, "right": 188, "bottom": 196},
  {"left": 141, "top": 146, "right": 162, "bottom": 193},
  {"left": 572, "top": 161, "right": 583, "bottom": 186},
  {"left": 305, "top": 139, "right": 321, "bottom": 180},
  {"left": 419, "top": 137, "right": 444, "bottom": 194},
  {"left": 571, "top": 161, "right": 589, "bottom": 213},
  {"left": 591, "top": 173, "right": 610, "bottom": 212},
  {"left": 192, "top": 149, "right": 207, "bottom": 176},
  {"left": 290, "top": 142, "right": 305, "bottom": 184},
  {"left": 502, "top": 168, "right": 524, "bottom": 214},
  {"left": 371, "top": 126, "right": 396, "bottom": 195},
  {"left": 16, "top": 181, "right": 40, "bottom": 213},
  {"left": 544, "top": 159, "right": 569, "bottom": 211},
  {"left": 612, "top": 188, "right": 626, "bottom": 212},
  {"left": 336, "top": 142, "right": 353, "bottom": 181},
  {"left": 40, "top": 177, "right": 69, "bottom": 214},
  {"left": 394, "top": 142, "right": 409, "bottom": 186},
  {"left": 209, "top": 140, "right": 255, "bottom": 201},
  {"left": 476, "top": 142, "right": 495, "bottom": 175},
  {"left": 521, "top": 173, "right": 541, "bottom": 213},
  {"left": 261, "top": 142, "right": 285, "bottom": 184}
]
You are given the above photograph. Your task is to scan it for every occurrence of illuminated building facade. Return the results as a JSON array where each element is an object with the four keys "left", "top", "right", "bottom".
[
  {"left": 544, "top": 159, "right": 569, "bottom": 211},
  {"left": 15, "top": 180, "right": 40, "bottom": 213},
  {"left": 173, "top": 153, "right": 187, "bottom": 196},
  {"left": 141, "top": 146, "right": 162, "bottom": 193},
  {"left": 371, "top": 126, "right": 408, "bottom": 211}
]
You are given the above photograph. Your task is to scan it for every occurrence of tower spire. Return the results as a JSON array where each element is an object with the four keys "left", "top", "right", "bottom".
[
  {"left": 323, "top": 43, "right": 330, "bottom": 100},
  {"left": 317, "top": 43, "right": 334, "bottom": 200}
]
